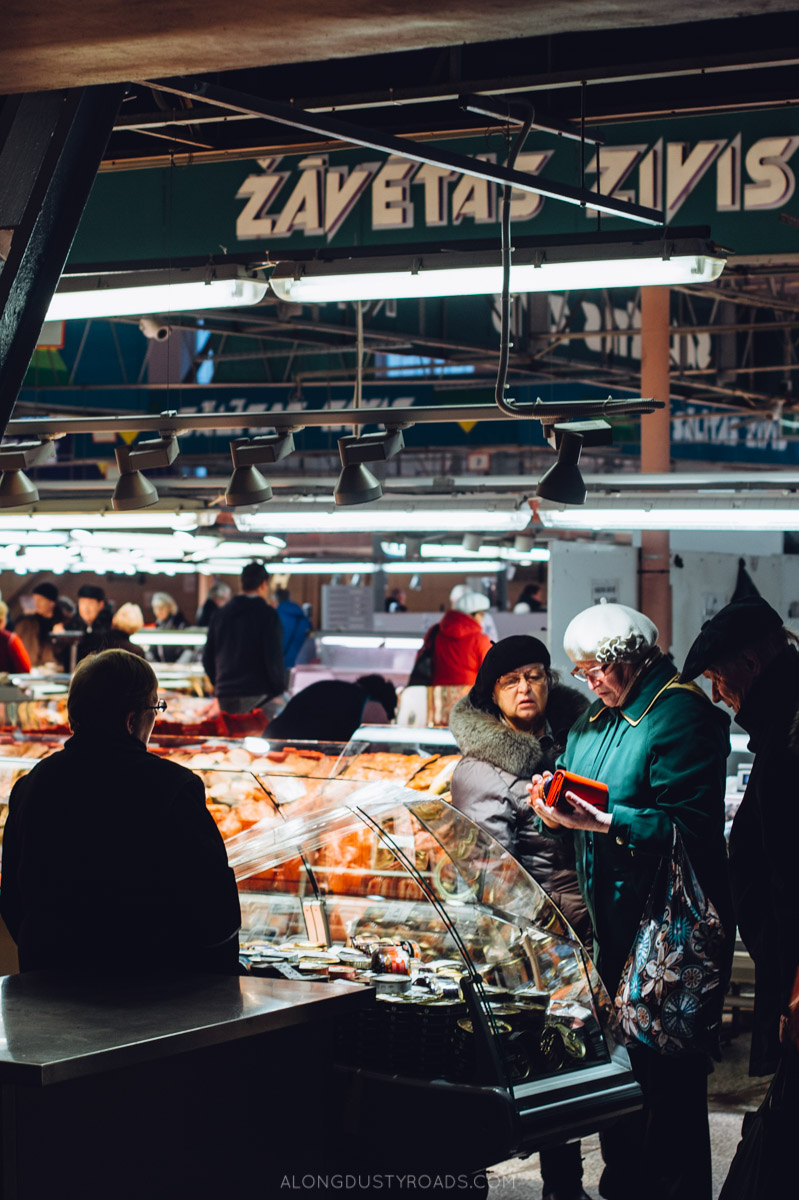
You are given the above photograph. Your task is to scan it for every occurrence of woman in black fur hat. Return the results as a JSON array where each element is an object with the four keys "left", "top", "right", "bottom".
[{"left": 449, "top": 635, "right": 592, "bottom": 1200}]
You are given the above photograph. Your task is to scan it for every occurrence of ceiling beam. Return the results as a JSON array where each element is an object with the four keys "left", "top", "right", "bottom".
[{"left": 143, "top": 77, "right": 665, "bottom": 226}]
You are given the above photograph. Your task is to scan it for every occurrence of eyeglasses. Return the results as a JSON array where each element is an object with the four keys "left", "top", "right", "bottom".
[
  {"left": 570, "top": 664, "right": 611, "bottom": 683},
  {"left": 146, "top": 700, "right": 168, "bottom": 713},
  {"left": 496, "top": 668, "right": 548, "bottom": 691}
]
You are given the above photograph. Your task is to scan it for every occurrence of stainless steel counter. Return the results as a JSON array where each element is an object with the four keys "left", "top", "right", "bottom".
[
  {"left": 0, "top": 972, "right": 374, "bottom": 1199},
  {"left": 0, "top": 972, "right": 368, "bottom": 1086}
]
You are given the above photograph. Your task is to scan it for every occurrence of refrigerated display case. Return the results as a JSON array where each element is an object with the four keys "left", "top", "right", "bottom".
[
  {"left": 226, "top": 779, "right": 641, "bottom": 1166},
  {"left": 0, "top": 736, "right": 638, "bottom": 1172},
  {"left": 0, "top": 726, "right": 462, "bottom": 846}
]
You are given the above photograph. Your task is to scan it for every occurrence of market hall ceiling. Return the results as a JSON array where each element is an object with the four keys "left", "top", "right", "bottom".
[
  {"left": 3, "top": 0, "right": 799, "bottom": 432},
  {"left": 2, "top": 0, "right": 798, "bottom": 99}
]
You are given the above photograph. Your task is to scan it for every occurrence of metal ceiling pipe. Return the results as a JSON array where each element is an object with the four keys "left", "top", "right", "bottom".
[{"left": 143, "top": 78, "right": 663, "bottom": 226}]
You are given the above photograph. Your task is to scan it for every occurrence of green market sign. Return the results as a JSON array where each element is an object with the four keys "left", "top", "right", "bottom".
[{"left": 72, "top": 109, "right": 799, "bottom": 264}]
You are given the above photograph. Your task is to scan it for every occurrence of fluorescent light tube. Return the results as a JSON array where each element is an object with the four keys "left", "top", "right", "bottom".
[
  {"left": 537, "top": 497, "right": 799, "bottom": 532},
  {"left": 235, "top": 501, "right": 532, "bottom": 534},
  {"left": 48, "top": 268, "right": 268, "bottom": 321},
  {"left": 270, "top": 236, "right": 725, "bottom": 304},
  {"left": 418, "top": 542, "right": 550, "bottom": 562},
  {"left": 384, "top": 560, "right": 503, "bottom": 574},
  {"left": 224, "top": 556, "right": 503, "bottom": 576},
  {"left": 272, "top": 560, "right": 375, "bottom": 575},
  {"left": 131, "top": 631, "right": 207, "bottom": 648},
  {"left": 188, "top": 539, "right": 282, "bottom": 561},
  {"left": 0, "top": 513, "right": 199, "bottom": 531}
]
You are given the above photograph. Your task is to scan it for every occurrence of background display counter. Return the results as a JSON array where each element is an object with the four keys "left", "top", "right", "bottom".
[
  {"left": 225, "top": 780, "right": 641, "bottom": 1174},
  {"left": 290, "top": 630, "right": 424, "bottom": 693},
  {"left": 50, "top": 627, "right": 209, "bottom": 676},
  {"left": 300, "top": 612, "right": 547, "bottom": 691}
]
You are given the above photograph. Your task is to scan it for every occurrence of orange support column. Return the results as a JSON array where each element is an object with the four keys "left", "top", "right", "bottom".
[{"left": 640, "top": 286, "right": 672, "bottom": 652}]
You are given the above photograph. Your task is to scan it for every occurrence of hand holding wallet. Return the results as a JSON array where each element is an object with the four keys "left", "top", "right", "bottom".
[{"left": 541, "top": 769, "right": 609, "bottom": 813}]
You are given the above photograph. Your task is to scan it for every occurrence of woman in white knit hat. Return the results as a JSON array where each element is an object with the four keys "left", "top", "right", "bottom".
[{"left": 529, "top": 602, "right": 732, "bottom": 1200}]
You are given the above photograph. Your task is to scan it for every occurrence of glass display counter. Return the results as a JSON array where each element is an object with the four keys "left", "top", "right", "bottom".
[
  {"left": 227, "top": 780, "right": 640, "bottom": 1161},
  {"left": 0, "top": 731, "right": 639, "bottom": 1166},
  {"left": 0, "top": 726, "right": 462, "bottom": 847}
]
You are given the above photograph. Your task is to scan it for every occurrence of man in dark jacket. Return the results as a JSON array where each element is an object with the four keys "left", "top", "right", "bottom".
[
  {"left": 202, "top": 562, "right": 284, "bottom": 714},
  {"left": 681, "top": 595, "right": 799, "bottom": 1198},
  {"left": 450, "top": 635, "right": 591, "bottom": 1200},
  {"left": 66, "top": 583, "right": 114, "bottom": 663},
  {"left": 66, "top": 584, "right": 113, "bottom": 636},
  {"left": 0, "top": 650, "right": 241, "bottom": 975}
]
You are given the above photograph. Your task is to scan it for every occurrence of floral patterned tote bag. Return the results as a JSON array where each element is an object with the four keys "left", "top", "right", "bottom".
[{"left": 615, "top": 826, "right": 728, "bottom": 1056}]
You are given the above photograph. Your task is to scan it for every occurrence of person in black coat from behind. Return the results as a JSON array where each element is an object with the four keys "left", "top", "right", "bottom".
[
  {"left": 681, "top": 597, "right": 799, "bottom": 1199},
  {"left": 449, "top": 635, "right": 591, "bottom": 1200},
  {"left": 0, "top": 650, "right": 241, "bottom": 976},
  {"left": 202, "top": 562, "right": 284, "bottom": 714}
]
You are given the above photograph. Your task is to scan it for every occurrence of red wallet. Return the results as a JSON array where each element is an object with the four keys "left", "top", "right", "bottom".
[{"left": 542, "top": 769, "right": 609, "bottom": 813}]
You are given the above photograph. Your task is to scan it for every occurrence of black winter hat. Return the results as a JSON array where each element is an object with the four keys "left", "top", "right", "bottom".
[
  {"left": 679, "top": 595, "right": 784, "bottom": 682},
  {"left": 32, "top": 582, "right": 58, "bottom": 602},
  {"left": 469, "top": 635, "right": 550, "bottom": 711},
  {"left": 77, "top": 584, "right": 106, "bottom": 602}
]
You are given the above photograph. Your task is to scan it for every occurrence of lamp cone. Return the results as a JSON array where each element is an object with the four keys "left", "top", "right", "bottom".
[
  {"left": 535, "top": 463, "right": 587, "bottom": 506},
  {"left": 0, "top": 469, "right": 39, "bottom": 508},
  {"left": 334, "top": 463, "right": 383, "bottom": 506},
  {"left": 535, "top": 431, "right": 587, "bottom": 506},
  {"left": 225, "top": 465, "right": 273, "bottom": 507},
  {"left": 112, "top": 470, "right": 159, "bottom": 511}
]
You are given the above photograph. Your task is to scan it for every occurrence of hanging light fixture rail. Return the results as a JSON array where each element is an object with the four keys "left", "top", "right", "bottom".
[{"left": 4, "top": 397, "right": 663, "bottom": 441}]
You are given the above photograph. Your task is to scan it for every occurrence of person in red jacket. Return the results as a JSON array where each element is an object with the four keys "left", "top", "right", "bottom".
[
  {"left": 417, "top": 590, "right": 492, "bottom": 686},
  {"left": 0, "top": 601, "right": 31, "bottom": 673}
]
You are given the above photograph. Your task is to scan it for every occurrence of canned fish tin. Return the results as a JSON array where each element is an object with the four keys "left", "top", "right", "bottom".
[
  {"left": 329, "top": 964, "right": 358, "bottom": 982},
  {"left": 374, "top": 974, "right": 412, "bottom": 996}
]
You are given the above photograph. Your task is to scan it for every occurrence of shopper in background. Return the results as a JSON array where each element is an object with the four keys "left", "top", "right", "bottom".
[
  {"left": 275, "top": 587, "right": 313, "bottom": 672},
  {"left": 414, "top": 589, "right": 492, "bottom": 687},
  {"left": 385, "top": 587, "right": 407, "bottom": 613},
  {"left": 450, "top": 582, "right": 498, "bottom": 640},
  {"left": 202, "top": 562, "right": 284, "bottom": 715},
  {"left": 0, "top": 601, "right": 32, "bottom": 672},
  {"left": 356, "top": 673, "right": 397, "bottom": 722},
  {"left": 97, "top": 603, "right": 147, "bottom": 658},
  {"left": 266, "top": 674, "right": 395, "bottom": 741},
  {"left": 680, "top": 596, "right": 799, "bottom": 1198},
  {"left": 31, "top": 582, "right": 69, "bottom": 636},
  {"left": 13, "top": 616, "right": 57, "bottom": 668},
  {"left": 66, "top": 584, "right": 113, "bottom": 638},
  {"left": 151, "top": 592, "right": 187, "bottom": 631},
  {"left": 57, "top": 595, "right": 76, "bottom": 625},
  {"left": 529, "top": 603, "right": 731, "bottom": 1200},
  {"left": 30, "top": 581, "right": 71, "bottom": 666},
  {"left": 513, "top": 583, "right": 545, "bottom": 613},
  {"left": 0, "top": 650, "right": 241, "bottom": 975},
  {"left": 196, "top": 582, "right": 232, "bottom": 627},
  {"left": 150, "top": 591, "right": 188, "bottom": 664}
]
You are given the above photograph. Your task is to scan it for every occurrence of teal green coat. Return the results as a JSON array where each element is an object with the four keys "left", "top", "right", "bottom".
[{"left": 555, "top": 654, "right": 732, "bottom": 991}]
